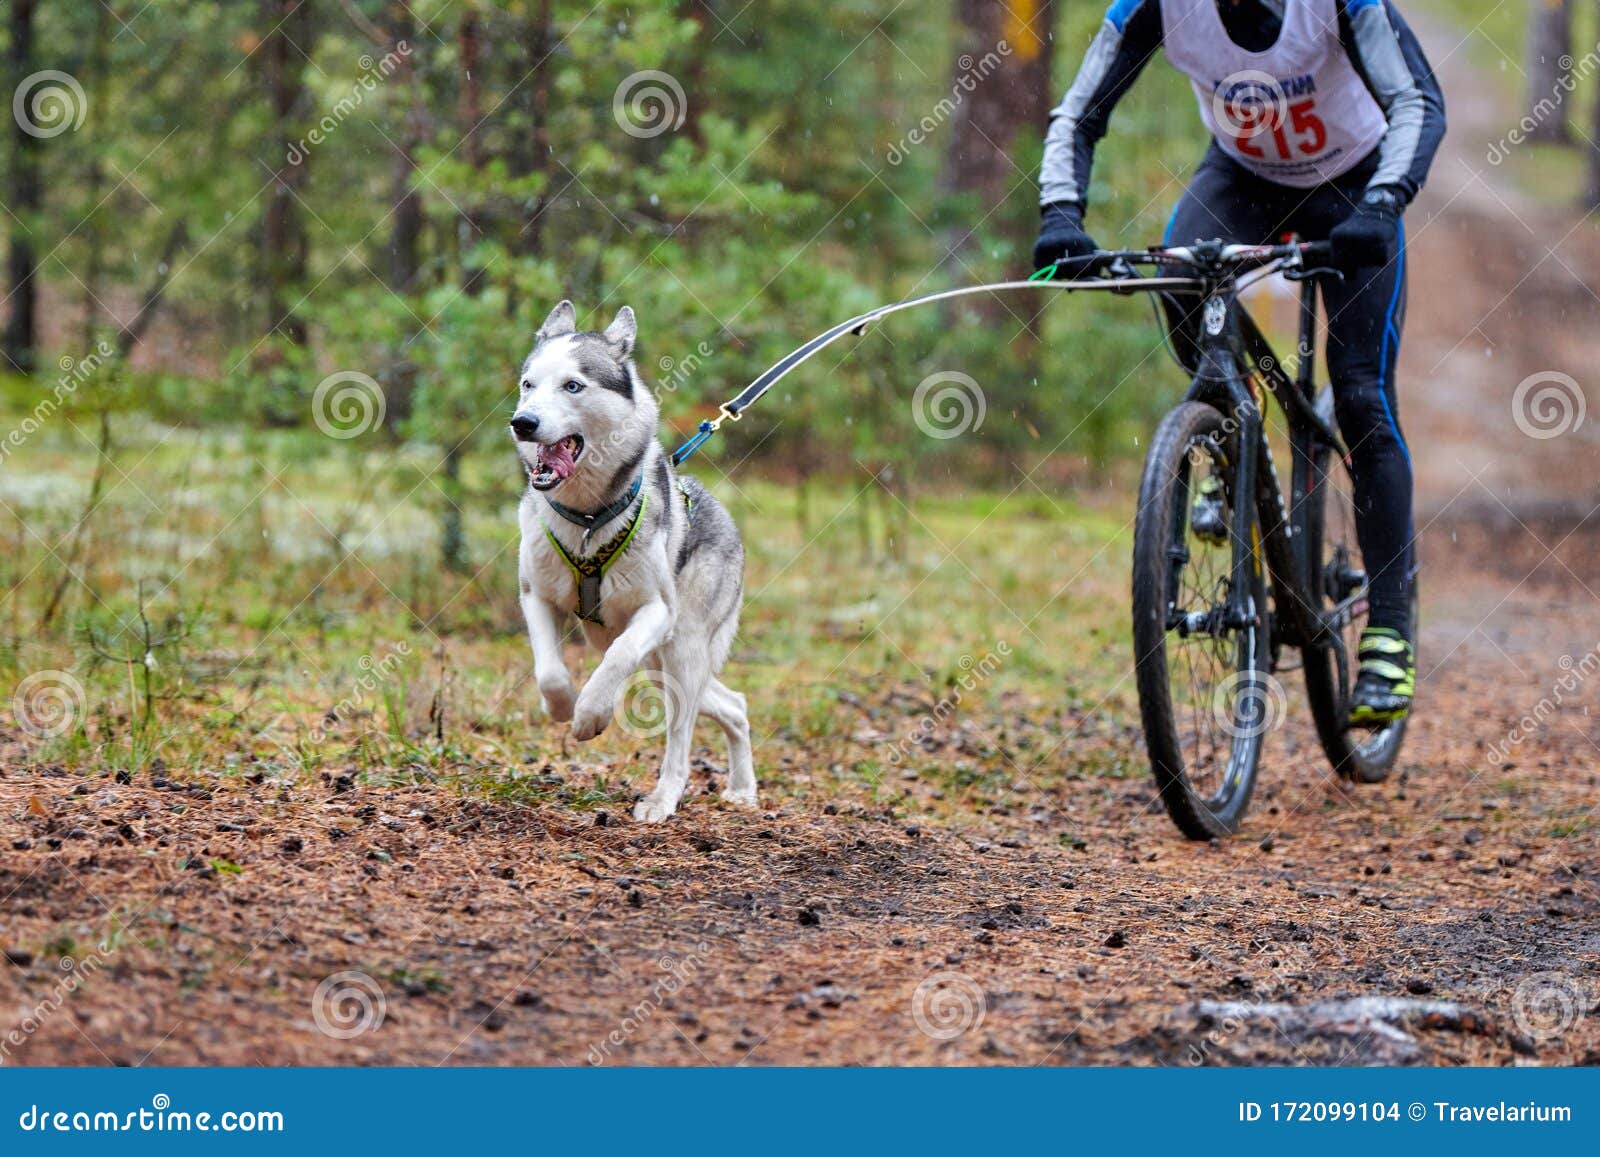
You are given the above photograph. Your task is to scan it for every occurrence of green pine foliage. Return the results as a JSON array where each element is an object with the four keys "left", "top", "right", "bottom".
[{"left": 7, "top": 1, "right": 1222, "bottom": 500}]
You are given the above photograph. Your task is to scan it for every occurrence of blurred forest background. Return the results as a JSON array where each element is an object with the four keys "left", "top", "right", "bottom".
[
  {"left": 3, "top": 2, "right": 1598, "bottom": 559},
  {"left": 1, "top": 0, "right": 1599, "bottom": 774}
]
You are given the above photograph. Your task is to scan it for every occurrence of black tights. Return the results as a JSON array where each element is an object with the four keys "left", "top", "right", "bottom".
[{"left": 1162, "top": 145, "right": 1414, "bottom": 637}]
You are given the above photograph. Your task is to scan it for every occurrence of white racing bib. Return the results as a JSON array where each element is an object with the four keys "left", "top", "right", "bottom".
[{"left": 1160, "top": 0, "right": 1387, "bottom": 187}]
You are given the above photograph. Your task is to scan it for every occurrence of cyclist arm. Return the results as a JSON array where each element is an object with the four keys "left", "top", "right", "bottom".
[
  {"left": 1339, "top": 0, "right": 1447, "bottom": 203},
  {"left": 1039, "top": 0, "right": 1164, "bottom": 211}
]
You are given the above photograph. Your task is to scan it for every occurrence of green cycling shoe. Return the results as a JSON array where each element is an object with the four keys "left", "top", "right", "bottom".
[{"left": 1349, "top": 627, "right": 1414, "bottom": 727}]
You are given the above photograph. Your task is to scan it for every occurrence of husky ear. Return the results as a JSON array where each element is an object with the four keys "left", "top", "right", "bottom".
[
  {"left": 536, "top": 300, "right": 576, "bottom": 343},
  {"left": 603, "top": 306, "right": 636, "bottom": 358}
]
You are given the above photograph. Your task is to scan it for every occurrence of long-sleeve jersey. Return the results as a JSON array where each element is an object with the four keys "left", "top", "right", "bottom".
[{"left": 1039, "top": 0, "right": 1446, "bottom": 208}]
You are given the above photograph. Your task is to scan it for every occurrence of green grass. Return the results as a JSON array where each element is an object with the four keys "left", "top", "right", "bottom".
[{"left": 0, "top": 393, "right": 1148, "bottom": 820}]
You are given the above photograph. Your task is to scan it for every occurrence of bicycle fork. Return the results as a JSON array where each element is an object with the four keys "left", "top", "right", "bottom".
[{"left": 1192, "top": 301, "right": 1263, "bottom": 635}]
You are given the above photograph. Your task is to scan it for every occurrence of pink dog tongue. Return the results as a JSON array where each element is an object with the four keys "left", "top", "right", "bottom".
[{"left": 539, "top": 438, "right": 576, "bottom": 479}]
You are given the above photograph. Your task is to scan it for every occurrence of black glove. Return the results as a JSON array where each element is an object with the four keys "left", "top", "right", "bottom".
[
  {"left": 1032, "top": 201, "right": 1100, "bottom": 277},
  {"left": 1330, "top": 186, "right": 1403, "bottom": 272}
]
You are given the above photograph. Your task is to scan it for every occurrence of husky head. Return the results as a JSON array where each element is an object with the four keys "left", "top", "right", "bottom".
[{"left": 512, "top": 301, "right": 660, "bottom": 500}]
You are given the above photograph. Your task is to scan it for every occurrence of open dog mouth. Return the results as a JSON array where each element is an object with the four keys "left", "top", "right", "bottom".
[{"left": 528, "top": 435, "right": 584, "bottom": 490}]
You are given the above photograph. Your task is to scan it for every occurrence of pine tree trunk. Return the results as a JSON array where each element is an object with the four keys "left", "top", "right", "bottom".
[
  {"left": 516, "top": 0, "right": 555, "bottom": 259},
  {"left": 457, "top": 13, "right": 486, "bottom": 295},
  {"left": 388, "top": 3, "right": 423, "bottom": 294},
  {"left": 1524, "top": 0, "right": 1574, "bottom": 144},
  {"left": 682, "top": 0, "right": 713, "bottom": 145},
  {"left": 944, "top": 0, "right": 1057, "bottom": 222},
  {"left": 4, "top": 0, "right": 40, "bottom": 374},
  {"left": 440, "top": 441, "right": 467, "bottom": 573},
  {"left": 942, "top": 0, "right": 1057, "bottom": 407},
  {"left": 943, "top": 0, "right": 1056, "bottom": 326},
  {"left": 384, "top": 1, "right": 423, "bottom": 431},
  {"left": 260, "top": 0, "right": 314, "bottom": 345},
  {"left": 81, "top": 3, "right": 112, "bottom": 350}
]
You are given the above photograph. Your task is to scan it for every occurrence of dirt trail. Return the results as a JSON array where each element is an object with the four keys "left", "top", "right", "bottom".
[
  {"left": 3, "top": 11, "right": 1599, "bottom": 1067},
  {"left": 1402, "top": 10, "right": 1600, "bottom": 511}
]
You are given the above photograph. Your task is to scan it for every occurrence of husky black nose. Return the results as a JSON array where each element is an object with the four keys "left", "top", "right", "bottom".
[{"left": 510, "top": 415, "right": 540, "bottom": 442}]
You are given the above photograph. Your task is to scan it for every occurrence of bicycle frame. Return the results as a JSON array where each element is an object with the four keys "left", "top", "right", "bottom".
[{"left": 1175, "top": 256, "right": 1352, "bottom": 656}]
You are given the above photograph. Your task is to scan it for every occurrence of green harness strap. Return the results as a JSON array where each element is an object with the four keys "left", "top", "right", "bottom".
[
  {"left": 544, "top": 494, "right": 648, "bottom": 624},
  {"left": 543, "top": 482, "right": 698, "bottom": 625}
]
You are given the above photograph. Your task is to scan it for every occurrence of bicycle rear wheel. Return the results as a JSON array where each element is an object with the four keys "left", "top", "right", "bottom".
[
  {"left": 1298, "top": 388, "right": 1413, "bottom": 783},
  {"left": 1132, "top": 401, "right": 1273, "bottom": 839}
]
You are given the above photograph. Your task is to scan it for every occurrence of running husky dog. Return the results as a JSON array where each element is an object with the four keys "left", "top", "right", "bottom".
[{"left": 512, "top": 300, "right": 756, "bottom": 822}]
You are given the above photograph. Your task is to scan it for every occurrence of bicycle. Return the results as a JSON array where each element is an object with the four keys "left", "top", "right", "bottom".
[{"left": 1038, "top": 239, "right": 1415, "bottom": 839}]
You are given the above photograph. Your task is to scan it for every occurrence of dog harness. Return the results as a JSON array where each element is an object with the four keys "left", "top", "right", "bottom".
[
  {"left": 543, "top": 475, "right": 644, "bottom": 538},
  {"left": 544, "top": 494, "right": 647, "bottom": 625},
  {"left": 541, "top": 479, "right": 698, "bottom": 625}
]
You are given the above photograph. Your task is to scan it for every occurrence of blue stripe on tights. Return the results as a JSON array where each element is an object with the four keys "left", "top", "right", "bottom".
[{"left": 1376, "top": 224, "right": 1411, "bottom": 466}]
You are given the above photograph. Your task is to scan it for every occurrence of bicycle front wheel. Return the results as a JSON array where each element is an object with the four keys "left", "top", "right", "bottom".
[{"left": 1132, "top": 401, "right": 1272, "bottom": 839}]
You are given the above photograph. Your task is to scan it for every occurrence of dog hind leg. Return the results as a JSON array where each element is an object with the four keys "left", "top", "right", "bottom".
[{"left": 699, "top": 677, "right": 756, "bottom": 807}]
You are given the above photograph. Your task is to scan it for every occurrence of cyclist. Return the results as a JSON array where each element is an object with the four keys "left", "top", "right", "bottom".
[{"left": 1035, "top": 0, "right": 1445, "bottom": 725}]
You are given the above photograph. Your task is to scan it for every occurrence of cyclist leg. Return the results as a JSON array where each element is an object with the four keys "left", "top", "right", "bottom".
[
  {"left": 1159, "top": 144, "right": 1282, "bottom": 370},
  {"left": 1308, "top": 224, "right": 1414, "bottom": 643},
  {"left": 1292, "top": 168, "right": 1416, "bottom": 722}
]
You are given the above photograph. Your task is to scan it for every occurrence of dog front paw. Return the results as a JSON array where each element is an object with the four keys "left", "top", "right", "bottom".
[
  {"left": 570, "top": 687, "right": 613, "bottom": 742},
  {"left": 633, "top": 792, "right": 679, "bottom": 823},
  {"left": 720, "top": 786, "right": 758, "bottom": 809},
  {"left": 539, "top": 681, "right": 576, "bottom": 723}
]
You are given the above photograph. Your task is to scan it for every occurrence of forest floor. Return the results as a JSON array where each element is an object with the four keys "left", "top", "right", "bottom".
[{"left": 3, "top": 8, "right": 1600, "bottom": 1067}]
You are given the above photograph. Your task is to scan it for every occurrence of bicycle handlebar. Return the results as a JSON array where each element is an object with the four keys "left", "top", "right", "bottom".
[{"left": 1037, "top": 239, "right": 1335, "bottom": 284}]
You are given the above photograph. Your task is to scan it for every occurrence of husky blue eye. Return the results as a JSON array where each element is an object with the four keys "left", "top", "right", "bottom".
[{"left": 563, "top": 380, "right": 584, "bottom": 394}]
